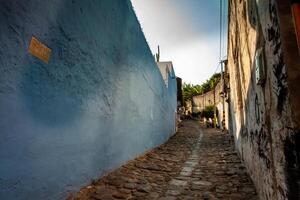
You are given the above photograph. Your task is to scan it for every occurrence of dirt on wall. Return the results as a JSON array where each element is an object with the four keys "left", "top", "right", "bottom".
[{"left": 227, "top": 0, "right": 299, "bottom": 199}]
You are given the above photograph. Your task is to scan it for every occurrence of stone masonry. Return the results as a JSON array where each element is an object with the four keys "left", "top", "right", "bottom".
[{"left": 68, "top": 120, "right": 257, "bottom": 200}]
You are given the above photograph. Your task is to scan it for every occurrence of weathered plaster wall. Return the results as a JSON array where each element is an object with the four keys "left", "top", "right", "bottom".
[
  {"left": 276, "top": 1, "right": 300, "bottom": 199},
  {"left": 0, "top": 0, "right": 177, "bottom": 199},
  {"left": 227, "top": 0, "right": 299, "bottom": 199},
  {"left": 192, "top": 81, "right": 228, "bottom": 129},
  {"left": 192, "top": 81, "right": 222, "bottom": 113}
]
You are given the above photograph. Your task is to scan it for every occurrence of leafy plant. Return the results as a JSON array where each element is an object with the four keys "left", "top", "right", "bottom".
[
  {"left": 201, "top": 105, "right": 215, "bottom": 119},
  {"left": 182, "top": 73, "right": 221, "bottom": 105},
  {"left": 155, "top": 45, "right": 160, "bottom": 62}
]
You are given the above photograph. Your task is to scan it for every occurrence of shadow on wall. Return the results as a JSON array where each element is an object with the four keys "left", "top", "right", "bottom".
[{"left": 228, "top": 0, "right": 300, "bottom": 199}]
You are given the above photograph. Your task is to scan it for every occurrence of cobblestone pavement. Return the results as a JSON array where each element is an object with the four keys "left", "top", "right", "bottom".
[{"left": 68, "top": 120, "right": 257, "bottom": 200}]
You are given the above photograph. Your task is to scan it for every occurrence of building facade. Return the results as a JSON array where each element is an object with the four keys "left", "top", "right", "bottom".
[
  {"left": 192, "top": 81, "right": 222, "bottom": 113},
  {"left": 156, "top": 61, "right": 175, "bottom": 88},
  {"left": 227, "top": 0, "right": 300, "bottom": 199},
  {"left": 192, "top": 80, "right": 229, "bottom": 129}
]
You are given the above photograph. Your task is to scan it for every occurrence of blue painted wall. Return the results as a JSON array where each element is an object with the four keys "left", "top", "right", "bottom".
[{"left": 0, "top": 0, "right": 177, "bottom": 199}]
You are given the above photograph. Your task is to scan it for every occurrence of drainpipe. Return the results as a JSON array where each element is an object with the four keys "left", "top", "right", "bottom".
[{"left": 291, "top": 0, "right": 300, "bottom": 50}]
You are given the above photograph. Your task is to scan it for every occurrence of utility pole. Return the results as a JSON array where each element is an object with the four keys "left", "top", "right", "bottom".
[
  {"left": 217, "top": 0, "right": 223, "bottom": 129},
  {"left": 220, "top": 59, "right": 226, "bottom": 130},
  {"left": 202, "top": 90, "right": 204, "bottom": 112},
  {"left": 213, "top": 86, "right": 216, "bottom": 128}
]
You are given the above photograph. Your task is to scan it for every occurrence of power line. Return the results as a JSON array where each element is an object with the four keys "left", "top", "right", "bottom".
[
  {"left": 219, "top": 0, "right": 226, "bottom": 130},
  {"left": 219, "top": 0, "right": 228, "bottom": 62},
  {"left": 213, "top": 62, "right": 221, "bottom": 74},
  {"left": 222, "top": 0, "right": 226, "bottom": 58},
  {"left": 219, "top": 0, "right": 223, "bottom": 62}
]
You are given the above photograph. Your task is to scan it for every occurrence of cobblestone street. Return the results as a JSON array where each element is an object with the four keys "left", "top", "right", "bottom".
[{"left": 69, "top": 120, "right": 257, "bottom": 200}]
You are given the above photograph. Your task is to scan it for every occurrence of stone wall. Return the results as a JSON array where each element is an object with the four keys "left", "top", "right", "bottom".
[
  {"left": 0, "top": 0, "right": 177, "bottom": 199},
  {"left": 227, "top": 0, "right": 300, "bottom": 199}
]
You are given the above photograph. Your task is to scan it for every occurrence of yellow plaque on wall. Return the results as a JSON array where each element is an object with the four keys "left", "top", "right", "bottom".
[{"left": 28, "top": 36, "right": 51, "bottom": 63}]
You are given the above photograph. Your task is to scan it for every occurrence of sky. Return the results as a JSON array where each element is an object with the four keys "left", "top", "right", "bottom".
[{"left": 131, "top": 0, "right": 228, "bottom": 85}]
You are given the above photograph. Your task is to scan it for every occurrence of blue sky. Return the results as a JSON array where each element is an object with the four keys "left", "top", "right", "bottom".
[{"left": 131, "top": 0, "right": 228, "bottom": 85}]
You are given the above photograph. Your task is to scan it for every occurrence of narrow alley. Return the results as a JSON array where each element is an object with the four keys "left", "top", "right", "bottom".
[
  {"left": 69, "top": 120, "right": 257, "bottom": 200},
  {"left": 1, "top": 0, "right": 300, "bottom": 199}
]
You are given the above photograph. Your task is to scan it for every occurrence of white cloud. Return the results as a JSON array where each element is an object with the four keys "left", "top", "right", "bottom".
[
  {"left": 131, "top": 0, "right": 223, "bottom": 85},
  {"left": 132, "top": 0, "right": 199, "bottom": 49},
  {"left": 161, "top": 37, "right": 220, "bottom": 84}
]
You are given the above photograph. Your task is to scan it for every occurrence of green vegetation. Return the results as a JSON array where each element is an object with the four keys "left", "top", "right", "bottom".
[
  {"left": 183, "top": 73, "right": 221, "bottom": 104},
  {"left": 201, "top": 105, "right": 215, "bottom": 119},
  {"left": 182, "top": 83, "right": 202, "bottom": 104}
]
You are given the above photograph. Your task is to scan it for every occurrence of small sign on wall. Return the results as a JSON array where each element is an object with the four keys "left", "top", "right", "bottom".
[{"left": 28, "top": 36, "right": 51, "bottom": 63}]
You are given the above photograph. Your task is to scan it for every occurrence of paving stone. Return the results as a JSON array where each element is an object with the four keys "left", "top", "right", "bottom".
[
  {"left": 121, "top": 177, "right": 138, "bottom": 183},
  {"left": 240, "top": 186, "right": 256, "bottom": 193},
  {"left": 165, "top": 189, "right": 181, "bottom": 196},
  {"left": 136, "top": 184, "right": 151, "bottom": 193},
  {"left": 123, "top": 183, "right": 136, "bottom": 189},
  {"left": 132, "top": 191, "right": 147, "bottom": 197},
  {"left": 68, "top": 120, "right": 257, "bottom": 200},
  {"left": 169, "top": 179, "right": 188, "bottom": 186},
  {"left": 217, "top": 185, "right": 228, "bottom": 191},
  {"left": 112, "top": 191, "right": 130, "bottom": 199},
  {"left": 158, "top": 197, "right": 177, "bottom": 200},
  {"left": 92, "top": 193, "right": 114, "bottom": 200},
  {"left": 203, "top": 192, "right": 217, "bottom": 200},
  {"left": 119, "top": 188, "right": 131, "bottom": 194},
  {"left": 185, "top": 161, "right": 198, "bottom": 167},
  {"left": 148, "top": 192, "right": 160, "bottom": 198},
  {"left": 174, "top": 176, "right": 190, "bottom": 181},
  {"left": 180, "top": 170, "right": 192, "bottom": 176},
  {"left": 182, "top": 166, "right": 194, "bottom": 173},
  {"left": 193, "top": 180, "right": 212, "bottom": 186}
]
